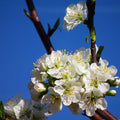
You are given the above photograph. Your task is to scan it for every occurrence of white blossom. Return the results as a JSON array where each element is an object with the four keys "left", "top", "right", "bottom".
[
  {"left": 28, "top": 82, "right": 41, "bottom": 101},
  {"left": 80, "top": 88, "right": 107, "bottom": 116},
  {"left": 4, "top": 94, "right": 22, "bottom": 118},
  {"left": 41, "top": 87, "right": 62, "bottom": 114},
  {"left": 68, "top": 103, "right": 82, "bottom": 115},
  {"left": 34, "top": 83, "right": 47, "bottom": 93},
  {"left": 63, "top": 1, "right": 87, "bottom": 31},
  {"left": 54, "top": 81, "right": 82, "bottom": 106}
]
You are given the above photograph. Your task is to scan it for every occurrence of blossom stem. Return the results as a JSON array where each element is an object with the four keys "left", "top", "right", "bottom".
[{"left": 25, "top": 0, "right": 54, "bottom": 54}]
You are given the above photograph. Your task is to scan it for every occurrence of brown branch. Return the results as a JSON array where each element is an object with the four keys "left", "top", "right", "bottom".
[
  {"left": 83, "top": 112, "right": 104, "bottom": 120},
  {"left": 86, "top": 0, "right": 98, "bottom": 65},
  {"left": 91, "top": 39, "right": 98, "bottom": 64},
  {"left": 25, "top": 0, "right": 54, "bottom": 54},
  {"left": 96, "top": 109, "right": 118, "bottom": 120},
  {"left": 90, "top": 113, "right": 104, "bottom": 120}
]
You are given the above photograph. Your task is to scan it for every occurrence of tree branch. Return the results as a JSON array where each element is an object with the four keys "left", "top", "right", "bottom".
[
  {"left": 96, "top": 109, "right": 118, "bottom": 120},
  {"left": 25, "top": 0, "right": 54, "bottom": 54},
  {"left": 90, "top": 113, "right": 104, "bottom": 120}
]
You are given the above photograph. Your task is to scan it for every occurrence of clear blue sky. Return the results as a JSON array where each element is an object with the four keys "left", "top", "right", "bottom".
[{"left": 0, "top": 0, "right": 120, "bottom": 120}]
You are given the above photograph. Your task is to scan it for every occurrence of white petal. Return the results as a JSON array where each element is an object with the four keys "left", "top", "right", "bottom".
[
  {"left": 90, "top": 63, "right": 98, "bottom": 72},
  {"left": 47, "top": 68, "right": 62, "bottom": 79},
  {"left": 55, "top": 80, "right": 66, "bottom": 86},
  {"left": 41, "top": 94, "right": 54, "bottom": 104},
  {"left": 98, "top": 83, "right": 110, "bottom": 93},
  {"left": 72, "top": 93, "right": 81, "bottom": 103},
  {"left": 34, "top": 83, "right": 46, "bottom": 93},
  {"left": 109, "top": 65, "right": 117, "bottom": 76},
  {"left": 62, "top": 95, "right": 71, "bottom": 106},
  {"left": 31, "top": 77, "right": 38, "bottom": 84},
  {"left": 40, "top": 72, "right": 48, "bottom": 82},
  {"left": 48, "top": 99, "right": 62, "bottom": 114},
  {"left": 48, "top": 87, "right": 59, "bottom": 96},
  {"left": 54, "top": 86, "right": 64, "bottom": 95},
  {"left": 86, "top": 104, "right": 95, "bottom": 117},
  {"left": 96, "top": 98, "right": 107, "bottom": 110},
  {"left": 66, "top": 4, "right": 77, "bottom": 13},
  {"left": 69, "top": 103, "right": 82, "bottom": 114},
  {"left": 77, "top": 1, "right": 87, "bottom": 10}
]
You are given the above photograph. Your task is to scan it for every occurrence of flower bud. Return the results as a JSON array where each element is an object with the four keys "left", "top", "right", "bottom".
[
  {"left": 80, "top": 88, "right": 85, "bottom": 94},
  {"left": 105, "top": 90, "right": 116, "bottom": 96},
  {"left": 115, "top": 77, "right": 120, "bottom": 88},
  {"left": 34, "top": 83, "right": 47, "bottom": 93}
]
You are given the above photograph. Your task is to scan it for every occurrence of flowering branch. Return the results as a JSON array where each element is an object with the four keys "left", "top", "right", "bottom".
[
  {"left": 25, "top": 0, "right": 54, "bottom": 54},
  {"left": 85, "top": 0, "right": 118, "bottom": 120},
  {"left": 86, "top": 0, "right": 97, "bottom": 64}
]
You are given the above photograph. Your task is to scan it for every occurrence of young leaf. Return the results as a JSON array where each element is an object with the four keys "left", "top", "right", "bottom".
[
  {"left": 85, "top": 36, "right": 90, "bottom": 43},
  {"left": 48, "top": 18, "right": 60, "bottom": 37},
  {"left": 96, "top": 46, "right": 105, "bottom": 62},
  {"left": 0, "top": 101, "right": 5, "bottom": 119},
  {"left": 53, "top": 18, "right": 60, "bottom": 30}
]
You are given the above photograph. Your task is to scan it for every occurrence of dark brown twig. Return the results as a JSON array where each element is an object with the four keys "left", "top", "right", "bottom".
[
  {"left": 83, "top": 112, "right": 104, "bottom": 120},
  {"left": 25, "top": 0, "right": 54, "bottom": 54},
  {"left": 96, "top": 109, "right": 118, "bottom": 120},
  {"left": 86, "top": 0, "right": 98, "bottom": 65},
  {"left": 90, "top": 113, "right": 104, "bottom": 120}
]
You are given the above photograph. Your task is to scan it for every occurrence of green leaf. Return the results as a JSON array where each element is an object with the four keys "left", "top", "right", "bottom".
[
  {"left": 48, "top": 18, "right": 60, "bottom": 37},
  {"left": 96, "top": 46, "right": 105, "bottom": 62},
  {"left": 85, "top": 36, "right": 90, "bottom": 43},
  {"left": 90, "top": 27, "right": 96, "bottom": 41},
  {"left": 24, "top": 9, "right": 29, "bottom": 16},
  {"left": 53, "top": 18, "right": 60, "bottom": 30},
  {"left": 0, "top": 101, "right": 5, "bottom": 119},
  {"left": 107, "top": 79, "right": 117, "bottom": 87}
]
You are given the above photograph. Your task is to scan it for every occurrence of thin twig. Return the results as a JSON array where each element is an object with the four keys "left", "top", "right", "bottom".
[
  {"left": 25, "top": 0, "right": 54, "bottom": 54},
  {"left": 86, "top": 0, "right": 98, "bottom": 65}
]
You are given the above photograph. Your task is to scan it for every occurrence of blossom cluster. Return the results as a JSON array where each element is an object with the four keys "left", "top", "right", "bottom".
[
  {"left": 4, "top": 94, "right": 51, "bottom": 120},
  {"left": 4, "top": 48, "right": 120, "bottom": 119}
]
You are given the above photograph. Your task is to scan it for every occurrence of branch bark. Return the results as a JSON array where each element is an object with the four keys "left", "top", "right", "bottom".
[
  {"left": 96, "top": 109, "right": 118, "bottom": 120},
  {"left": 86, "top": 0, "right": 98, "bottom": 65},
  {"left": 25, "top": 0, "right": 54, "bottom": 54}
]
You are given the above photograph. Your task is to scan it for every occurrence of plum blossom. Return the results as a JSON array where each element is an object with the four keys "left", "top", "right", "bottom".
[
  {"left": 80, "top": 88, "right": 107, "bottom": 116},
  {"left": 41, "top": 87, "right": 62, "bottom": 114},
  {"left": 63, "top": 1, "right": 87, "bottom": 31}
]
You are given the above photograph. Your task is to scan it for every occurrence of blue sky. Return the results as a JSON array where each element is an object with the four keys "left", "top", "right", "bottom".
[{"left": 0, "top": 0, "right": 120, "bottom": 120}]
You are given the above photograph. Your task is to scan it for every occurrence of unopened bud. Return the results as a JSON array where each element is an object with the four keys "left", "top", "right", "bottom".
[
  {"left": 34, "top": 83, "right": 47, "bottom": 93},
  {"left": 115, "top": 77, "right": 120, "bottom": 88},
  {"left": 105, "top": 90, "right": 116, "bottom": 96},
  {"left": 80, "top": 88, "right": 85, "bottom": 94}
]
